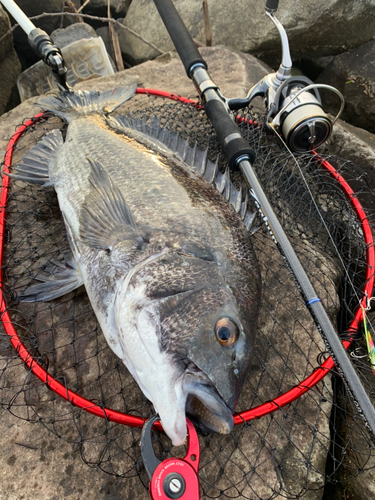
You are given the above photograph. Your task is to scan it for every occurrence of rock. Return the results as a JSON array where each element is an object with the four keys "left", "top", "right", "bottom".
[
  {"left": 0, "top": 46, "right": 371, "bottom": 500},
  {"left": 0, "top": 406, "right": 149, "bottom": 499},
  {"left": 0, "top": 51, "right": 22, "bottom": 116},
  {"left": 51, "top": 21, "right": 97, "bottom": 48},
  {"left": 118, "top": 0, "right": 375, "bottom": 66},
  {"left": 121, "top": 46, "right": 272, "bottom": 100},
  {"left": 0, "top": 4, "right": 12, "bottom": 62},
  {"left": 294, "top": 55, "right": 335, "bottom": 82},
  {"left": 96, "top": 21, "right": 124, "bottom": 62},
  {"left": 317, "top": 39, "right": 375, "bottom": 134},
  {"left": 82, "top": 0, "right": 132, "bottom": 18},
  {"left": 0, "top": 5, "right": 21, "bottom": 116},
  {"left": 327, "top": 119, "right": 375, "bottom": 175},
  {"left": 96, "top": 26, "right": 111, "bottom": 54},
  {"left": 325, "top": 118, "right": 375, "bottom": 213},
  {"left": 12, "top": 0, "right": 67, "bottom": 33}
]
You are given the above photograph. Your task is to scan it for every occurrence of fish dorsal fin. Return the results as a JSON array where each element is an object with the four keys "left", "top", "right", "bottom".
[
  {"left": 79, "top": 158, "right": 144, "bottom": 251},
  {"left": 6, "top": 129, "right": 63, "bottom": 187},
  {"left": 36, "top": 84, "right": 137, "bottom": 123},
  {"left": 107, "top": 115, "right": 256, "bottom": 230}
]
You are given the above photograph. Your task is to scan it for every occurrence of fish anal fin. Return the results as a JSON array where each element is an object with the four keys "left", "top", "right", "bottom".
[{"left": 79, "top": 158, "right": 145, "bottom": 251}]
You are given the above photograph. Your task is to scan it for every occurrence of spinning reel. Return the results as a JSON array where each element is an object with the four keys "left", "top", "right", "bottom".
[{"left": 228, "top": 0, "right": 345, "bottom": 152}]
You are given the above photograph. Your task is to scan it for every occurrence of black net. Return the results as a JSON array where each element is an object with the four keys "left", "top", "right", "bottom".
[{"left": 1, "top": 92, "right": 375, "bottom": 499}]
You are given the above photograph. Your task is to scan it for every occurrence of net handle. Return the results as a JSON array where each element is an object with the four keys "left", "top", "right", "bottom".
[{"left": 1, "top": 88, "right": 374, "bottom": 429}]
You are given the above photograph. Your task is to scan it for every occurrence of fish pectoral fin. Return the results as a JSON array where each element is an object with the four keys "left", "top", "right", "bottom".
[
  {"left": 79, "top": 158, "right": 145, "bottom": 251},
  {"left": 6, "top": 129, "right": 63, "bottom": 187},
  {"left": 18, "top": 255, "right": 83, "bottom": 302}
]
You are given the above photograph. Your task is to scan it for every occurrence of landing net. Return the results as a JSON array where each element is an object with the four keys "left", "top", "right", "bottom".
[{"left": 1, "top": 89, "right": 375, "bottom": 498}]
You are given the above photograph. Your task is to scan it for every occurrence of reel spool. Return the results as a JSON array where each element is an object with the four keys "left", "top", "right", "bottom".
[{"left": 268, "top": 76, "right": 345, "bottom": 152}]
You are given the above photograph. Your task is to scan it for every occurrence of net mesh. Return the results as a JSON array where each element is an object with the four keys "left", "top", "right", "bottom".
[{"left": 1, "top": 92, "right": 375, "bottom": 498}]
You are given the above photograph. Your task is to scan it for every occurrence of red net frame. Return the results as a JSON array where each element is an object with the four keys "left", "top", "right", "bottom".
[{"left": 0, "top": 88, "right": 374, "bottom": 432}]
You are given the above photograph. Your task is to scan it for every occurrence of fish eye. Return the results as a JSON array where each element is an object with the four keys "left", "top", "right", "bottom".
[{"left": 215, "top": 318, "right": 239, "bottom": 347}]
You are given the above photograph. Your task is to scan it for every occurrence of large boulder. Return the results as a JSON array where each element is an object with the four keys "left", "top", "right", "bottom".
[
  {"left": 118, "top": 0, "right": 375, "bottom": 66},
  {"left": 326, "top": 119, "right": 375, "bottom": 212},
  {"left": 0, "top": 5, "right": 21, "bottom": 116},
  {"left": 51, "top": 21, "right": 97, "bottom": 48},
  {"left": 0, "top": 46, "right": 374, "bottom": 500},
  {"left": 0, "top": 46, "right": 330, "bottom": 500},
  {"left": 317, "top": 39, "right": 375, "bottom": 134}
]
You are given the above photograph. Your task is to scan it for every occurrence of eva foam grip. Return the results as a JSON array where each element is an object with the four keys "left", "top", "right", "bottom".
[
  {"left": 153, "top": 0, "right": 207, "bottom": 77},
  {"left": 266, "top": 0, "right": 279, "bottom": 10},
  {"left": 204, "top": 99, "right": 256, "bottom": 170}
]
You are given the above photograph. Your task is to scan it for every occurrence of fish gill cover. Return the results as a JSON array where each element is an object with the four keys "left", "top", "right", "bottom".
[{"left": 1, "top": 90, "right": 375, "bottom": 498}]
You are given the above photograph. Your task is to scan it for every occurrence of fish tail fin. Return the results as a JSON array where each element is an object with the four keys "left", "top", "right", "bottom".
[{"left": 35, "top": 83, "right": 137, "bottom": 123}]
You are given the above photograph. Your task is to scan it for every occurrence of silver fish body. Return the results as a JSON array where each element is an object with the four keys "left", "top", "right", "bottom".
[{"left": 13, "top": 86, "right": 261, "bottom": 446}]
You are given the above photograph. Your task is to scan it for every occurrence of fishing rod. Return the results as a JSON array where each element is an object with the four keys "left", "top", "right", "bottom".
[
  {"left": 0, "top": 0, "right": 69, "bottom": 89},
  {"left": 152, "top": 0, "right": 375, "bottom": 435}
]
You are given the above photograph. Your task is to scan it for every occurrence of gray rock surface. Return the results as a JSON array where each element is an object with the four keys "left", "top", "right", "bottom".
[
  {"left": 51, "top": 21, "right": 97, "bottom": 48},
  {"left": 0, "top": 407, "right": 148, "bottom": 500},
  {"left": 118, "top": 0, "right": 375, "bottom": 65},
  {"left": 0, "top": 4, "right": 12, "bottom": 62},
  {"left": 121, "top": 46, "right": 272, "bottom": 101},
  {"left": 0, "top": 5, "right": 21, "bottom": 116},
  {"left": 327, "top": 119, "right": 375, "bottom": 172},
  {"left": 318, "top": 39, "right": 375, "bottom": 134},
  {"left": 96, "top": 21, "right": 125, "bottom": 63},
  {"left": 325, "top": 118, "right": 375, "bottom": 213}
]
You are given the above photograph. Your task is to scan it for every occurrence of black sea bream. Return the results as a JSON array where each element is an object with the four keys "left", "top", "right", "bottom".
[{"left": 11, "top": 85, "right": 261, "bottom": 446}]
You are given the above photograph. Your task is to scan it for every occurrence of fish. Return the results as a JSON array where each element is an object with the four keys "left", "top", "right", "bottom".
[{"left": 9, "top": 84, "right": 261, "bottom": 446}]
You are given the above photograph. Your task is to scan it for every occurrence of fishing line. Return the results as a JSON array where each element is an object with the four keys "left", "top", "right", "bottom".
[{"left": 272, "top": 126, "right": 375, "bottom": 338}]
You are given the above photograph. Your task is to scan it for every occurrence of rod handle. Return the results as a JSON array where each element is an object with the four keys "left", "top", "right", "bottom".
[
  {"left": 266, "top": 0, "right": 279, "bottom": 12},
  {"left": 204, "top": 98, "right": 255, "bottom": 169},
  {"left": 153, "top": 0, "right": 207, "bottom": 77}
]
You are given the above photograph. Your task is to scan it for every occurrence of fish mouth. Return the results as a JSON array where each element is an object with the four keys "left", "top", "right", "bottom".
[{"left": 182, "top": 367, "right": 234, "bottom": 435}]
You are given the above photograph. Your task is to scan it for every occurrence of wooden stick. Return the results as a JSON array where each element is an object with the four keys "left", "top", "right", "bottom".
[
  {"left": 64, "top": 0, "right": 84, "bottom": 23},
  {"left": 77, "top": 0, "right": 91, "bottom": 13},
  {"left": 202, "top": 0, "right": 212, "bottom": 47},
  {"left": 108, "top": 0, "right": 124, "bottom": 71}
]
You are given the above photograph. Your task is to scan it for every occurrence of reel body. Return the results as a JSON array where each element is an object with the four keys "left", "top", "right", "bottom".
[{"left": 227, "top": 4, "right": 344, "bottom": 153}]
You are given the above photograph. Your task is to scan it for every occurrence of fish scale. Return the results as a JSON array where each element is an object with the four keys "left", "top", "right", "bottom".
[{"left": 57, "top": 117, "right": 231, "bottom": 245}]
